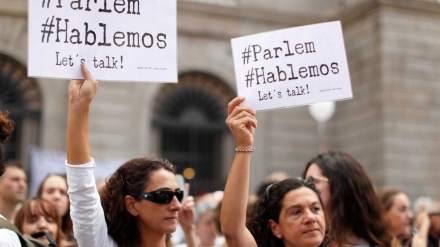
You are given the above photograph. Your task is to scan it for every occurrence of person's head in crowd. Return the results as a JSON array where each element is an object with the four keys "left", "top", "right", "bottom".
[
  {"left": 37, "top": 173, "right": 74, "bottom": 241},
  {"left": 247, "top": 178, "right": 328, "bottom": 247},
  {"left": 303, "top": 150, "right": 393, "bottom": 247},
  {"left": 37, "top": 174, "right": 69, "bottom": 217},
  {"left": 256, "top": 181, "right": 276, "bottom": 197},
  {"left": 100, "top": 156, "right": 183, "bottom": 246},
  {"left": 0, "top": 161, "right": 28, "bottom": 221},
  {"left": 0, "top": 110, "right": 14, "bottom": 177},
  {"left": 256, "top": 171, "right": 290, "bottom": 197},
  {"left": 377, "top": 188, "right": 413, "bottom": 237},
  {"left": 14, "top": 198, "right": 64, "bottom": 245},
  {"left": 195, "top": 198, "right": 220, "bottom": 247},
  {"left": 265, "top": 171, "right": 289, "bottom": 183}
]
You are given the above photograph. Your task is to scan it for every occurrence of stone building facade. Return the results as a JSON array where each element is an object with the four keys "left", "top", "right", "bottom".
[{"left": 0, "top": 0, "right": 439, "bottom": 200}]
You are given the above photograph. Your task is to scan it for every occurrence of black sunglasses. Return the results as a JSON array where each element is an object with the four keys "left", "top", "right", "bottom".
[{"left": 138, "top": 189, "right": 184, "bottom": 204}]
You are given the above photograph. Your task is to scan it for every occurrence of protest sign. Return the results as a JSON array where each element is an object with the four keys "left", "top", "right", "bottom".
[
  {"left": 231, "top": 21, "right": 352, "bottom": 111},
  {"left": 28, "top": 0, "right": 177, "bottom": 82}
]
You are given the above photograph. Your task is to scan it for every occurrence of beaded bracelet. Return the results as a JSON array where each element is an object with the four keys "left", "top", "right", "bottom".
[{"left": 235, "top": 147, "right": 255, "bottom": 152}]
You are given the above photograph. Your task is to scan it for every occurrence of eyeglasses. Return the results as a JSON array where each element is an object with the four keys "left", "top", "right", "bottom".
[
  {"left": 306, "top": 176, "right": 329, "bottom": 184},
  {"left": 138, "top": 189, "right": 184, "bottom": 204}
]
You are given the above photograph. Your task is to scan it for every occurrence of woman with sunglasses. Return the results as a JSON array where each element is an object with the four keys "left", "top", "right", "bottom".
[
  {"left": 221, "top": 97, "right": 327, "bottom": 247},
  {"left": 65, "top": 64, "right": 198, "bottom": 247}
]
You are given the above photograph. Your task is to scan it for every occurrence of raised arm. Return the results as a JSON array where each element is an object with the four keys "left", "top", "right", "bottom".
[
  {"left": 65, "top": 65, "right": 116, "bottom": 247},
  {"left": 221, "top": 97, "right": 257, "bottom": 247},
  {"left": 178, "top": 196, "right": 198, "bottom": 247},
  {"left": 67, "top": 63, "right": 99, "bottom": 165},
  {"left": 411, "top": 205, "right": 430, "bottom": 247}
]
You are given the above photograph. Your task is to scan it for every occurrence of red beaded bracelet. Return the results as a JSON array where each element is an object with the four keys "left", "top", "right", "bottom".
[{"left": 235, "top": 147, "right": 255, "bottom": 152}]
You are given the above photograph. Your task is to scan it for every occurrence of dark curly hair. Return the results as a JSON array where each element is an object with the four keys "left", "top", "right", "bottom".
[
  {"left": 246, "top": 178, "right": 329, "bottom": 247},
  {"left": 0, "top": 110, "right": 15, "bottom": 176},
  {"left": 100, "top": 156, "right": 175, "bottom": 247},
  {"left": 302, "top": 151, "right": 393, "bottom": 247}
]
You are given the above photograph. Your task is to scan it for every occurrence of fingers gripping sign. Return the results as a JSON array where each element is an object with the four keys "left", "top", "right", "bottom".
[
  {"left": 226, "top": 97, "right": 258, "bottom": 149},
  {"left": 67, "top": 63, "right": 98, "bottom": 164},
  {"left": 69, "top": 63, "right": 99, "bottom": 105}
]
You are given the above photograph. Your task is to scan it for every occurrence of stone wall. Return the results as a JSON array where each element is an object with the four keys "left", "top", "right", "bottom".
[
  {"left": 380, "top": 1, "right": 440, "bottom": 200},
  {"left": 333, "top": 0, "right": 440, "bottom": 200}
]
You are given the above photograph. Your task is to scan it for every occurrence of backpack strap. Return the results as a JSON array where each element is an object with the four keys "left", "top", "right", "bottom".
[
  {"left": 24, "top": 233, "right": 55, "bottom": 247},
  {"left": 0, "top": 217, "right": 35, "bottom": 247},
  {"left": 30, "top": 231, "right": 57, "bottom": 247}
]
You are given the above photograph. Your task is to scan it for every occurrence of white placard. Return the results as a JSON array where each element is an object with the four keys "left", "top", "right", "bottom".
[
  {"left": 28, "top": 0, "right": 177, "bottom": 82},
  {"left": 231, "top": 21, "right": 352, "bottom": 111}
]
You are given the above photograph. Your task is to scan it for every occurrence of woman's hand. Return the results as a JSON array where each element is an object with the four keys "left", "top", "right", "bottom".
[
  {"left": 179, "top": 196, "right": 196, "bottom": 231},
  {"left": 414, "top": 205, "right": 430, "bottom": 230},
  {"left": 67, "top": 63, "right": 97, "bottom": 164},
  {"left": 411, "top": 204, "right": 430, "bottom": 247},
  {"left": 69, "top": 63, "right": 99, "bottom": 108},
  {"left": 225, "top": 97, "right": 257, "bottom": 149},
  {"left": 179, "top": 195, "right": 199, "bottom": 247}
]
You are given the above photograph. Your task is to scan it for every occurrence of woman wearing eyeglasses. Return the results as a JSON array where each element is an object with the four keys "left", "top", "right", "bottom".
[
  {"left": 65, "top": 64, "right": 197, "bottom": 247},
  {"left": 221, "top": 97, "right": 327, "bottom": 247},
  {"left": 303, "top": 151, "right": 393, "bottom": 247}
]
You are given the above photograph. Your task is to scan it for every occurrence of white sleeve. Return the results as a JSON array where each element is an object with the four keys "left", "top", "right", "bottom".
[
  {"left": 66, "top": 158, "right": 118, "bottom": 247},
  {"left": 0, "top": 229, "right": 22, "bottom": 246}
]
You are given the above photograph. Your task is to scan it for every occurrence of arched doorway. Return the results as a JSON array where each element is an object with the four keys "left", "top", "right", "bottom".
[
  {"left": 153, "top": 72, "right": 235, "bottom": 195},
  {"left": 0, "top": 54, "right": 41, "bottom": 165}
]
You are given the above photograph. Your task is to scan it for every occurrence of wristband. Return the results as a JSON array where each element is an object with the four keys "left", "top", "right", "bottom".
[{"left": 235, "top": 147, "right": 255, "bottom": 152}]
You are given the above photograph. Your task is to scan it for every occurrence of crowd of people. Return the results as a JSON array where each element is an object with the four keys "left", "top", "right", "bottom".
[{"left": 0, "top": 64, "right": 439, "bottom": 247}]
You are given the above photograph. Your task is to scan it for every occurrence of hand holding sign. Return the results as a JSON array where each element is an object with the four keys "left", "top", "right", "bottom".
[{"left": 231, "top": 21, "right": 352, "bottom": 111}]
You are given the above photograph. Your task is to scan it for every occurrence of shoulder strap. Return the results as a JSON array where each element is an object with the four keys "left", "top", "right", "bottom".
[
  {"left": 25, "top": 234, "right": 53, "bottom": 247},
  {"left": 30, "top": 232, "right": 57, "bottom": 247},
  {"left": 0, "top": 217, "right": 35, "bottom": 247}
]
